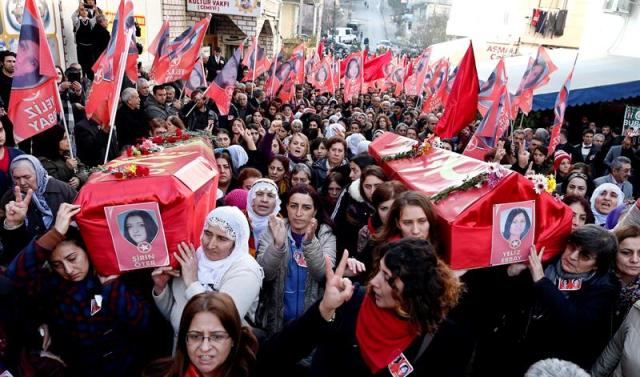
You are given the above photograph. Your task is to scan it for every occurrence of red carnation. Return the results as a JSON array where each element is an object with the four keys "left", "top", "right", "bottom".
[
  {"left": 139, "top": 166, "right": 150, "bottom": 176},
  {"left": 168, "top": 136, "right": 178, "bottom": 143},
  {"left": 152, "top": 136, "right": 163, "bottom": 144},
  {"left": 126, "top": 171, "right": 135, "bottom": 178},
  {"left": 182, "top": 134, "right": 190, "bottom": 140},
  {"left": 175, "top": 129, "right": 182, "bottom": 137},
  {"left": 113, "top": 171, "right": 124, "bottom": 179},
  {"left": 126, "top": 147, "right": 133, "bottom": 157}
]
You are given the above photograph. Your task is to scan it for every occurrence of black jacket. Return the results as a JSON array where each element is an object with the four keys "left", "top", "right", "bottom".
[
  {"left": 258, "top": 287, "right": 473, "bottom": 377},
  {"left": 75, "top": 118, "right": 119, "bottom": 167},
  {"left": 115, "top": 104, "right": 149, "bottom": 148},
  {"left": 205, "top": 55, "right": 226, "bottom": 82}
]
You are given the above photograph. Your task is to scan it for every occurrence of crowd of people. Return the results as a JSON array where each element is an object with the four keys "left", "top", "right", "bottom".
[{"left": 0, "top": 15, "right": 639, "bottom": 376}]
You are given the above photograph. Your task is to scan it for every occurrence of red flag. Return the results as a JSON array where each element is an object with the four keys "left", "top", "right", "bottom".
[
  {"left": 421, "top": 59, "right": 449, "bottom": 114},
  {"left": 278, "top": 71, "right": 297, "bottom": 102},
  {"left": 512, "top": 46, "right": 557, "bottom": 116},
  {"left": 478, "top": 59, "right": 507, "bottom": 117},
  {"left": 343, "top": 51, "right": 363, "bottom": 103},
  {"left": 463, "top": 84, "right": 511, "bottom": 161},
  {"left": 435, "top": 42, "right": 479, "bottom": 138},
  {"left": 264, "top": 52, "right": 284, "bottom": 98},
  {"left": 149, "top": 15, "right": 211, "bottom": 84},
  {"left": 8, "top": 0, "right": 62, "bottom": 142},
  {"left": 317, "top": 41, "right": 324, "bottom": 59},
  {"left": 85, "top": 0, "right": 134, "bottom": 128},
  {"left": 548, "top": 57, "right": 577, "bottom": 156},
  {"left": 204, "top": 47, "right": 242, "bottom": 115},
  {"left": 148, "top": 20, "right": 170, "bottom": 57},
  {"left": 125, "top": 36, "right": 139, "bottom": 82},
  {"left": 363, "top": 50, "right": 392, "bottom": 83},
  {"left": 291, "top": 43, "right": 305, "bottom": 85},
  {"left": 184, "top": 57, "right": 206, "bottom": 97},
  {"left": 242, "top": 36, "right": 270, "bottom": 82},
  {"left": 309, "top": 57, "right": 334, "bottom": 93}
]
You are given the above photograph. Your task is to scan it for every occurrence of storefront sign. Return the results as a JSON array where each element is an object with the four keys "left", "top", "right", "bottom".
[
  {"left": 187, "top": 0, "right": 262, "bottom": 18},
  {"left": 622, "top": 105, "right": 640, "bottom": 136}
]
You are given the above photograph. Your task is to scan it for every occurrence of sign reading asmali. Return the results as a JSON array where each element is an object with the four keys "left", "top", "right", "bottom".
[
  {"left": 622, "top": 106, "right": 640, "bottom": 137},
  {"left": 187, "top": 0, "right": 262, "bottom": 17}
]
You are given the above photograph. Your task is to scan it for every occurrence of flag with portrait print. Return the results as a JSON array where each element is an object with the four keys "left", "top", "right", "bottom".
[
  {"left": 463, "top": 84, "right": 511, "bottom": 161},
  {"left": 85, "top": 0, "right": 134, "bottom": 128},
  {"left": 242, "top": 36, "right": 270, "bottom": 82},
  {"left": 184, "top": 57, "right": 207, "bottom": 97},
  {"left": 309, "top": 56, "right": 334, "bottom": 94},
  {"left": 548, "top": 56, "right": 577, "bottom": 156},
  {"left": 343, "top": 51, "right": 363, "bottom": 102},
  {"left": 8, "top": 0, "right": 62, "bottom": 142},
  {"left": 149, "top": 15, "right": 211, "bottom": 84},
  {"left": 421, "top": 58, "right": 449, "bottom": 114},
  {"left": 204, "top": 47, "right": 242, "bottom": 116},
  {"left": 478, "top": 58, "right": 507, "bottom": 117},
  {"left": 511, "top": 46, "right": 557, "bottom": 116},
  {"left": 291, "top": 43, "right": 306, "bottom": 85},
  {"left": 149, "top": 21, "right": 170, "bottom": 57}
]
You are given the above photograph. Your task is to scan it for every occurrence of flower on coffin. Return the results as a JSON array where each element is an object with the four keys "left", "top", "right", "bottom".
[
  {"left": 487, "top": 162, "right": 508, "bottom": 188},
  {"left": 528, "top": 174, "right": 555, "bottom": 194},
  {"left": 107, "top": 164, "right": 150, "bottom": 180},
  {"left": 382, "top": 139, "right": 433, "bottom": 162},
  {"left": 427, "top": 135, "right": 444, "bottom": 149}
]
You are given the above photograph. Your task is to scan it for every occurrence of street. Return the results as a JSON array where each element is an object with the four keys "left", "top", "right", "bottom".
[{"left": 348, "top": 0, "right": 396, "bottom": 52}]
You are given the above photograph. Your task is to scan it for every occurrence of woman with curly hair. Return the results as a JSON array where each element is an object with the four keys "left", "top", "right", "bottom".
[
  {"left": 258, "top": 238, "right": 470, "bottom": 376},
  {"left": 146, "top": 292, "right": 258, "bottom": 377}
]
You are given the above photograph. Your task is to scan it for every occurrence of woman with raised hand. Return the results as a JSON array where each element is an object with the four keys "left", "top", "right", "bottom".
[
  {"left": 152, "top": 206, "right": 263, "bottom": 350},
  {"left": 6, "top": 202, "right": 151, "bottom": 376},
  {"left": 258, "top": 238, "right": 470, "bottom": 376}
]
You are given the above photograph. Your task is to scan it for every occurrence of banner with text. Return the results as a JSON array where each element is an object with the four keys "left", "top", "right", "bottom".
[{"left": 187, "top": 0, "right": 262, "bottom": 17}]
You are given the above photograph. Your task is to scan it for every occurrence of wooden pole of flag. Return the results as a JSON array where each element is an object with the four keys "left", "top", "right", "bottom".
[
  {"left": 104, "top": 28, "right": 135, "bottom": 165},
  {"left": 54, "top": 87, "right": 75, "bottom": 161}
]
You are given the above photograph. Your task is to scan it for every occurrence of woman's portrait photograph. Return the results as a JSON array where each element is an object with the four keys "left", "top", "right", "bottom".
[{"left": 490, "top": 200, "right": 536, "bottom": 266}]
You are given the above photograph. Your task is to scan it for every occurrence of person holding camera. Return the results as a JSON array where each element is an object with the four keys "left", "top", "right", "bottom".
[
  {"left": 92, "top": 14, "right": 110, "bottom": 60},
  {"left": 71, "top": 2, "right": 97, "bottom": 81}
]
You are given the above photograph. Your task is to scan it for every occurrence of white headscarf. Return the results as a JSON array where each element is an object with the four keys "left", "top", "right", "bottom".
[
  {"left": 246, "top": 178, "right": 281, "bottom": 244},
  {"left": 346, "top": 133, "right": 366, "bottom": 156},
  {"left": 325, "top": 123, "right": 345, "bottom": 139},
  {"left": 196, "top": 206, "right": 250, "bottom": 289},
  {"left": 590, "top": 183, "right": 624, "bottom": 226}
]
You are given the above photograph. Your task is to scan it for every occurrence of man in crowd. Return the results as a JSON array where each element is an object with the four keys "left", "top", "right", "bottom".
[
  {"left": 572, "top": 128, "right": 599, "bottom": 166},
  {"left": 594, "top": 156, "right": 633, "bottom": 198},
  {"left": 145, "top": 85, "right": 169, "bottom": 121},
  {"left": 164, "top": 85, "right": 182, "bottom": 116},
  {"left": 137, "top": 78, "right": 151, "bottom": 107},
  {"left": 116, "top": 88, "right": 149, "bottom": 149},
  {"left": 205, "top": 47, "right": 225, "bottom": 82},
  {"left": 0, "top": 52, "right": 15, "bottom": 147}
]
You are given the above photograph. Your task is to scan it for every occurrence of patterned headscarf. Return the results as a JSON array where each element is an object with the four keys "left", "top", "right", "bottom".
[
  {"left": 10, "top": 155, "right": 53, "bottom": 228},
  {"left": 246, "top": 178, "right": 281, "bottom": 245},
  {"left": 196, "top": 206, "right": 250, "bottom": 289}
]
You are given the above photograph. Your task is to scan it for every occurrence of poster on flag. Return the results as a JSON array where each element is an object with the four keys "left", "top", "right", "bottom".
[
  {"left": 205, "top": 47, "right": 241, "bottom": 115},
  {"left": 105, "top": 202, "right": 170, "bottom": 272},
  {"left": 184, "top": 58, "right": 207, "bottom": 96},
  {"left": 187, "top": 0, "right": 262, "bottom": 17},
  {"left": 343, "top": 52, "right": 363, "bottom": 102},
  {"left": 8, "top": 0, "right": 62, "bottom": 143},
  {"left": 622, "top": 106, "right": 640, "bottom": 137},
  {"left": 491, "top": 201, "right": 535, "bottom": 266}
]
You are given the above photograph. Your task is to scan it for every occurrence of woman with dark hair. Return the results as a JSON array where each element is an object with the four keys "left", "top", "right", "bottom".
[
  {"left": 123, "top": 210, "right": 159, "bottom": 247},
  {"left": 357, "top": 181, "right": 407, "bottom": 254},
  {"left": 237, "top": 167, "right": 263, "bottom": 191},
  {"left": 348, "top": 153, "right": 376, "bottom": 182},
  {"left": 553, "top": 150, "right": 572, "bottom": 187},
  {"left": 6, "top": 203, "right": 151, "bottom": 375},
  {"left": 484, "top": 225, "right": 619, "bottom": 374},
  {"left": 556, "top": 171, "right": 593, "bottom": 199},
  {"left": 311, "top": 137, "right": 348, "bottom": 187},
  {"left": 36, "top": 126, "right": 88, "bottom": 190},
  {"left": 215, "top": 152, "right": 234, "bottom": 196},
  {"left": 375, "top": 191, "right": 439, "bottom": 247},
  {"left": 530, "top": 146, "right": 551, "bottom": 175},
  {"left": 374, "top": 114, "right": 391, "bottom": 132},
  {"left": 256, "top": 184, "right": 336, "bottom": 335},
  {"left": 258, "top": 238, "right": 471, "bottom": 376},
  {"left": 334, "top": 166, "right": 387, "bottom": 255},
  {"left": 147, "top": 292, "right": 258, "bottom": 377},
  {"left": 562, "top": 195, "right": 595, "bottom": 230},
  {"left": 310, "top": 138, "right": 327, "bottom": 162},
  {"left": 267, "top": 155, "right": 289, "bottom": 195},
  {"left": 320, "top": 172, "right": 349, "bottom": 219},
  {"left": 501, "top": 208, "right": 532, "bottom": 242},
  {"left": 611, "top": 225, "right": 640, "bottom": 327}
]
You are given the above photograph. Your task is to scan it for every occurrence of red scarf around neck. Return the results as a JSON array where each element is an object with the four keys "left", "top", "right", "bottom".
[
  {"left": 355, "top": 291, "right": 419, "bottom": 373},
  {"left": 184, "top": 364, "right": 203, "bottom": 377}
]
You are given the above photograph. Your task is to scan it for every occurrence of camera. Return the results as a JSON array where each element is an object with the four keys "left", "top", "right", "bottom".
[{"left": 66, "top": 68, "right": 82, "bottom": 83}]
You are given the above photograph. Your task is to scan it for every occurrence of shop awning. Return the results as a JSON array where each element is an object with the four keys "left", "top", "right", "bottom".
[{"left": 476, "top": 49, "right": 640, "bottom": 111}]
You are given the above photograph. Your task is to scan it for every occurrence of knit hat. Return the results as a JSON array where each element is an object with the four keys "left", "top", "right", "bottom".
[
  {"left": 553, "top": 150, "right": 571, "bottom": 172},
  {"left": 223, "top": 189, "right": 248, "bottom": 211}
]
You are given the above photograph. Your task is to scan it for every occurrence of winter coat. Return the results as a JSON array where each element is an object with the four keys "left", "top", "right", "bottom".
[
  {"left": 257, "top": 287, "right": 474, "bottom": 377},
  {"left": 592, "top": 300, "right": 640, "bottom": 377},
  {"left": 255, "top": 220, "right": 336, "bottom": 335}
]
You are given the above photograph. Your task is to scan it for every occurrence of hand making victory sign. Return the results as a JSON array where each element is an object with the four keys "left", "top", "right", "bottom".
[
  {"left": 4, "top": 186, "right": 33, "bottom": 229},
  {"left": 319, "top": 250, "right": 356, "bottom": 321}
]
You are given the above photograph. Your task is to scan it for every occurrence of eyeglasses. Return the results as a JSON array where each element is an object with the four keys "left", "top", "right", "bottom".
[{"left": 186, "top": 331, "right": 230, "bottom": 345}]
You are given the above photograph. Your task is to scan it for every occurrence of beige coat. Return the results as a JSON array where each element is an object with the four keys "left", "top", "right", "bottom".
[{"left": 592, "top": 300, "right": 640, "bottom": 377}]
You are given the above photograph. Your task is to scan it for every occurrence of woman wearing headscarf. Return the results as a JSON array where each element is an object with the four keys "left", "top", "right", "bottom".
[
  {"left": 246, "top": 179, "right": 282, "bottom": 258},
  {"left": 0, "top": 155, "right": 77, "bottom": 262},
  {"left": 152, "top": 206, "right": 264, "bottom": 350},
  {"left": 590, "top": 183, "right": 624, "bottom": 227}
]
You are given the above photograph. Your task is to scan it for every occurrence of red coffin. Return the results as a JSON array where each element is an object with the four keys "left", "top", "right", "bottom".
[
  {"left": 75, "top": 138, "right": 219, "bottom": 276},
  {"left": 369, "top": 132, "right": 572, "bottom": 270}
]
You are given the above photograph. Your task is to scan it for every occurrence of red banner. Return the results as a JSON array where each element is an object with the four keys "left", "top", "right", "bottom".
[
  {"left": 8, "top": 0, "right": 62, "bottom": 142},
  {"left": 343, "top": 51, "right": 363, "bottom": 102}
]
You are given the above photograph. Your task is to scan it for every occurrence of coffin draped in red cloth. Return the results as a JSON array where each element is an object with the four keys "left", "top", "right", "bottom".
[
  {"left": 369, "top": 132, "right": 572, "bottom": 270},
  {"left": 74, "top": 138, "right": 219, "bottom": 276}
]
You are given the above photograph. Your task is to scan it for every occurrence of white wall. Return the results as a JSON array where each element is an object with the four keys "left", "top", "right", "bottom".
[
  {"left": 59, "top": 0, "right": 164, "bottom": 68},
  {"left": 446, "top": 0, "right": 524, "bottom": 44},
  {"left": 579, "top": 1, "right": 640, "bottom": 58}
]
